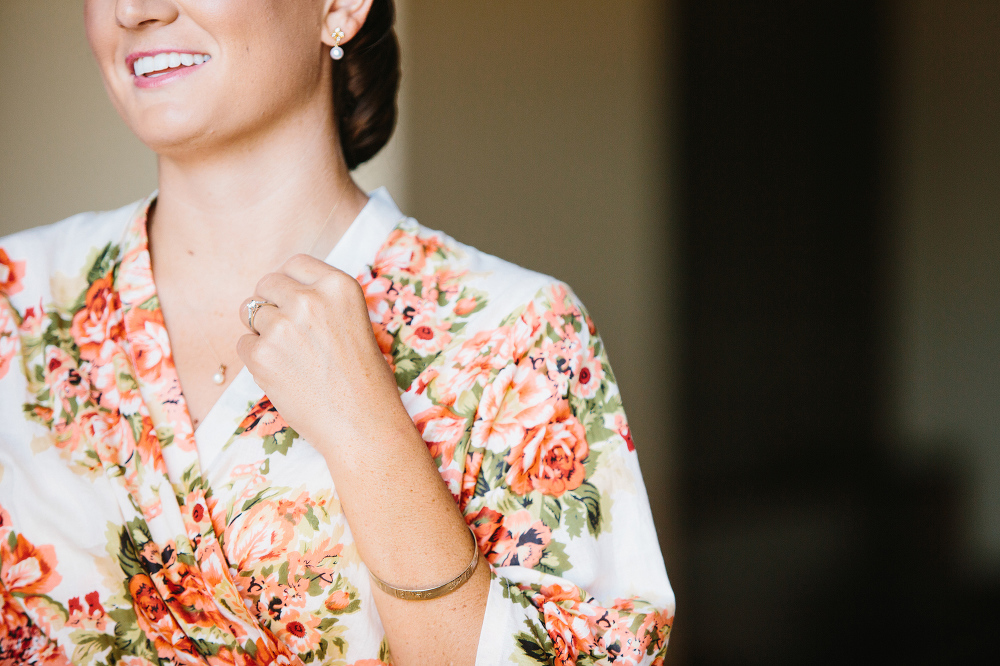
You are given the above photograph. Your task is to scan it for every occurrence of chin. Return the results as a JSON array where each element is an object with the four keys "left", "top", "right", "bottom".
[{"left": 126, "top": 104, "right": 228, "bottom": 156}]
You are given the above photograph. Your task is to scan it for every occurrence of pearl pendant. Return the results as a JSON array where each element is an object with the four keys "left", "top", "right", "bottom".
[
  {"left": 331, "top": 46, "right": 344, "bottom": 60},
  {"left": 212, "top": 365, "right": 226, "bottom": 385}
]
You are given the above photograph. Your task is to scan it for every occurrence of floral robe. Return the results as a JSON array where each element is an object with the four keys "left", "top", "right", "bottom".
[{"left": 0, "top": 189, "right": 674, "bottom": 665}]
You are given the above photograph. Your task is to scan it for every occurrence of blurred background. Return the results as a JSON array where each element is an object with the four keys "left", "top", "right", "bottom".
[{"left": 2, "top": 0, "right": 999, "bottom": 662}]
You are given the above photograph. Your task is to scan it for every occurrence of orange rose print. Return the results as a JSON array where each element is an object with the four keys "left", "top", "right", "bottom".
[
  {"left": 402, "top": 313, "right": 452, "bottom": 355},
  {"left": 128, "top": 574, "right": 171, "bottom": 629},
  {"left": 468, "top": 507, "right": 551, "bottom": 568},
  {"left": 542, "top": 604, "right": 582, "bottom": 666},
  {"left": 615, "top": 414, "right": 636, "bottom": 452},
  {"left": 238, "top": 398, "right": 288, "bottom": 437},
  {"left": 374, "top": 227, "right": 443, "bottom": 276},
  {"left": 0, "top": 248, "right": 26, "bottom": 296},
  {"left": 1, "top": 533, "right": 62, "bottom": 596},
  {"left": 324, "top": 590, "right": 351, "bottom": 612},
  {"left": 128, "top": 574, "right": 205, "bottom": 663},
  {"left": 571, "top": 347, "right": 605, "bottom": 401},
  {"left": 124, "top": 305, "right": 170, "bottom": 381},
  {"left": 0, "top": 302, "right": 18, "bottom": 381},
  {"left": 44, "top": 346, "right": 89, "bottom": 410},
  {"left": 278, "top": 609, "right": 322, "bottom": 654},
  {"left": 0, "top": 586, "right": 70, "bottom": 665},
  {"left": 459, "top": 451, "right": 484, "bottom": 512},
  {"left": 223, "top": 500, "right": 296, "bottom": 570},
  {"left": 454, "top": 296, "right": 477, "bottom": 316},
  {"left": 70, "top": 273, "right": 124, "bottom": 361},
  {"left": 472, "top": 361, "right": 558, "bottom": 454},
  {"left": 505, "top": 400, "right": 589, "bottom": 497},
  {"left": 414, "top": 404, "right": 466, "bottom": 462}
]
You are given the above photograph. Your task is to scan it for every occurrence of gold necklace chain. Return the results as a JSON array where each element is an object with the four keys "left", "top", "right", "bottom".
[{"left": 172, "top": 182, "right": 349, "bottom": 386}]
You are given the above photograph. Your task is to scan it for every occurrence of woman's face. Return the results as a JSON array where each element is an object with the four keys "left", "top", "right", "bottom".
[{"left": 84, "top": 0, "right": 332, "bottom": 156}]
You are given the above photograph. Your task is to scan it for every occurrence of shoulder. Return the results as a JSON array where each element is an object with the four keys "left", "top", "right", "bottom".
[
  {"left": 0, "top": 198, "right": 145, "bottom": 310},
  {"left": 365, "top": 214, "right": 599, "bottom": 401},
  {"left": 371, "top": 217, "right": 565, "bottom": 330}
]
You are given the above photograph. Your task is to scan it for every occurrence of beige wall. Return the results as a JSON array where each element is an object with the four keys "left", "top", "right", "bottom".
[
  {"left": 0, "top": 2, "right": 156, "bottom": 232},
  {"left": 403, "top": 0, "right": 677, "bottom": 565},
  {"left": 892, "top": 0, "right": 1000, "bottom": 573},
  {"left": 1, "top": 0, "right": 677, "bottom": 577}
]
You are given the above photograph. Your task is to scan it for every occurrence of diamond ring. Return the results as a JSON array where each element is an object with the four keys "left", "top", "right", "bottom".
[{"left": 246, "top": 299, "right": 277, "bottom": 335}]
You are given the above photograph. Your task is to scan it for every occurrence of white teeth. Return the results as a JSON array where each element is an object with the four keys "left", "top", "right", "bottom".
[{"left": 132, "top": 52, "right": 211, "bottom": 77}]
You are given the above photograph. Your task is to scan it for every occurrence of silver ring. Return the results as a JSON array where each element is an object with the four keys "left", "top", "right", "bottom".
[{"left": 246, "top": 299, "right": 277, "bottom": 335}]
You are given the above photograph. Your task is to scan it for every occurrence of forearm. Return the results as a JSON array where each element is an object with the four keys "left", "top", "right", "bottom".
[{"left": 312, "top": 407, "right": 489, "bottom": 665}]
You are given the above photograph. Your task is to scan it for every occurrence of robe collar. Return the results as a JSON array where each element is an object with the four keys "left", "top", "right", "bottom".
[{"left": 114, "top": 187, "right": 407, "bottom": 473}]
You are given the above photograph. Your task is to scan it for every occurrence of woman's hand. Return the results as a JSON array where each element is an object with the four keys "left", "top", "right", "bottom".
[
  {"left": 236, "top": 253, "right": 404, "bottom": 448},
  {"left": 237, "top": 253, "right": 489, "bottom": 666}
]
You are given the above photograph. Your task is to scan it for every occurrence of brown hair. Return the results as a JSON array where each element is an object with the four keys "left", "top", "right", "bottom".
[{"left": 333, "top": 0, "right": 400, "bottom": 170}]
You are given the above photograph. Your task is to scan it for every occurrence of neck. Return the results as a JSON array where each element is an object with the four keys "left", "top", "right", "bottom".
[{"left": 148, "top": 102, "right": 369, "bottom": 286}]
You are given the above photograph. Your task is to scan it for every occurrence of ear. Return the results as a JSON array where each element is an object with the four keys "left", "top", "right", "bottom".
[{"left": 321, "top": 0, "right": 376, "bottom": 47}]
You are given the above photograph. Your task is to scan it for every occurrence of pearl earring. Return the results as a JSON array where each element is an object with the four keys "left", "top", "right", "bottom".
[{"left": 330, "top": 27, "right": 345, "bottom": 60}]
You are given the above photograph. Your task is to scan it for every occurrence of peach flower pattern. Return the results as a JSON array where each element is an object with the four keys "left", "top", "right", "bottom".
[
  {"left": 0, "top": 248, "right": 25, "bottom": 296},
  {"left": 0, "top": 300, "right": 18, "bottom": 382},
  {"left": 0, "top": 193, "right": 672, "bottom": 664},
  {"left": 1, "top": 534, "right": 62, "bottom": 597},
  {"left": 505, "top": 399, "right": 589, "bottom": 497}
]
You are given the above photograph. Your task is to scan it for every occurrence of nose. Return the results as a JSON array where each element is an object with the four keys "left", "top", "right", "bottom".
[{"left": 115, "top": 0, "right": 179, "bottom": 30}]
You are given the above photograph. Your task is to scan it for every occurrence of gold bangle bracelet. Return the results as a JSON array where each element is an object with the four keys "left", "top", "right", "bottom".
[{"left": 368, "top": 526, "right": 481, "bottom": 601}]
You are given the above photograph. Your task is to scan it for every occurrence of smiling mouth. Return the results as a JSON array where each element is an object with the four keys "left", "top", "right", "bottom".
[{"left": 132, "top": 52, "right": 211, "bottom": 78}]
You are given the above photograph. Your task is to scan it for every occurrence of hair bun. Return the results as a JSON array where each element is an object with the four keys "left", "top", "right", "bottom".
[{"left": 334, "top": 0, "right": 400, "bottom": 170}]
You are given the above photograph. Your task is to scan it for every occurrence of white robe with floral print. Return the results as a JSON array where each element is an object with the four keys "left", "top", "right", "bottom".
[{"left": 0, "top": 189, "right": 674, "bottom": 666}]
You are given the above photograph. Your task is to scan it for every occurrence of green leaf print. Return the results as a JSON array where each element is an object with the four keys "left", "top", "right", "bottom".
[
  {"left": 69, "top": 630, "right": 117, "bottom": 666},
  {"left": 378, "top": 637, "right": 393, "bottom": 664},
  {"left": 304, "top": 504, "right": 321, "bottom": 531},
  {"left": 562, "top": 497, "right": 586, "bottom": 539},
  {"left": 571, "top": 482, "right": 603, "bottom": 537},
  {"left": 513, "top": 631, "right": 554, "bottom": 665},
  {"left": 114, "top": 523, "right": 146, "bottom": 579},
  {"left": 263, "top": 427, "right": 296, "bottom": 456},
  {"left": 83, "top": 242, "right": 120, "bottom": 286},
  {"left": 534, "top": 536, "right": 570, "bottom": 576},
  {"left": 453, "top": 385, "right": 481, "bottom": 419},
  {"left": 109, "top": 606, "right": 159, "bottom": 662},
  {"left": 137, "top": 295, "right": 160, "bottom": 311},
  {"left": 392, "top": 350, "right": 428, "bottom": 389},
  {"left": 539, "top": 494, "right": 562, "bottom": 529}
]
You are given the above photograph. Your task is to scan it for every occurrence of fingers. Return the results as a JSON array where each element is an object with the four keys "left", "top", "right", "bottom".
[
  {"left": 280, "top": 253, "right": 341, "bottom": 284},
  {"left": 239, "top": 297, "right": 280, "bottom": 335},
  {"left": 239, "top": 253, "right": 363, "bottom": 340},
  {"left": 236, "top": 332, "right": 258, "bottom": 364},
  {"left": 254, "top": 271, "right": 304, "bottom": 304},
  {"left": 236, "top": 332, "right": 271, "bottom": 391},
  {"left": 240, "top": 271, "right": 304, "bottom": 335}
]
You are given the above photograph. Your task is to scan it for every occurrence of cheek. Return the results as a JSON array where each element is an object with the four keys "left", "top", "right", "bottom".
[
  {"left": 223, "top": 4, "right": 323, "bottom": 98},
  {"left": 83, "top": 0, "right": 116, "bottom": 71},
  {"left": 83, "top": 0, "right": 131, "bottom": 119}
]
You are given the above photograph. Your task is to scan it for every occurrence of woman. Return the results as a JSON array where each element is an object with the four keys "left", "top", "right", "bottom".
[{"left": 0, "top": 0, "right": 674, "bottom": 664}]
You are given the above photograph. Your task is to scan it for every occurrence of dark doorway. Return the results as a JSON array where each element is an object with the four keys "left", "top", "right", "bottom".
[{"left": 672, "top": 1, "right": 990, "bottom": 663}]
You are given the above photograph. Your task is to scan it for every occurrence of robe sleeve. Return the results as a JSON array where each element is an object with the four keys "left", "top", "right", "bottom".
[{"left": 415, "top": 282, "right": 675, "bottom": 666}]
